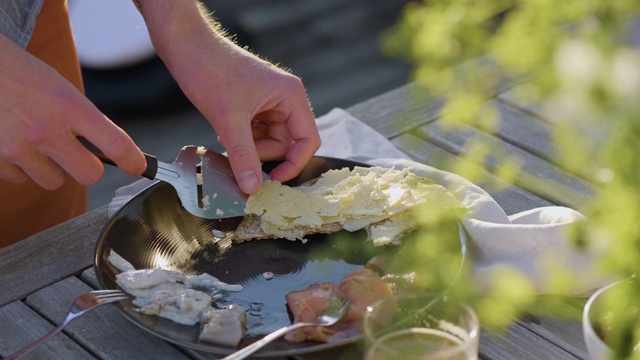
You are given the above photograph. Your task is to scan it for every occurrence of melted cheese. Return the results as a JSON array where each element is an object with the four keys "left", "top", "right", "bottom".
[{"left": 244, "top": 166, "right": 459, "bottom": 243}]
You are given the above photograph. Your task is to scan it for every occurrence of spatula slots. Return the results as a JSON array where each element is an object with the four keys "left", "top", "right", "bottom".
[{"left": 81, "top": 137, "right": 255, "bottom": 219}]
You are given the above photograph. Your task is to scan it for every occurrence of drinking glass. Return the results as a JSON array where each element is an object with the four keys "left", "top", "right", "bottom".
[{"left": 363, "top": 293, "right": 479, "bottom": 360}]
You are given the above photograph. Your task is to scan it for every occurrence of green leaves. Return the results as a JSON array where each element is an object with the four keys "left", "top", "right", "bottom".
[{"left": 381, "top": 0, "right": 640, "bottom": 351}]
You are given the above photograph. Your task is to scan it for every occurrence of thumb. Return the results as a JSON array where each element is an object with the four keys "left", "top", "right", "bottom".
[{"left": 222, "top": 135, "right": 263, "bottom": 194}]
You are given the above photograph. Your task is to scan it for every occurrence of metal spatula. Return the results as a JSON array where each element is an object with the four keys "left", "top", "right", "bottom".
[{"left": 82, "top": 139, "right": 259, "bottom": 219}]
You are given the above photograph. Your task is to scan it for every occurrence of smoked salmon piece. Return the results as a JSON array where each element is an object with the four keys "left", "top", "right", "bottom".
[{"left": 284, "top": 268, "right": 394, "bottom": 343}]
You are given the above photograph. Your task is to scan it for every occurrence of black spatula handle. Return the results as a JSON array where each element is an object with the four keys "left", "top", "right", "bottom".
[{"left": 78, "top": 137, "right": 158, "bottom": 180}]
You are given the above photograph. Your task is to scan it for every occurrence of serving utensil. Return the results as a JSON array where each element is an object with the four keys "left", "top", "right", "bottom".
[
  {"left": 81, "top": 138, "right": 262, "bottom": 219},
  {"left": 5, "top": 290, "right": 129, "bottom": 360},
  {"left": 222, "top": 297, "right": 351, "bottom": 360}
]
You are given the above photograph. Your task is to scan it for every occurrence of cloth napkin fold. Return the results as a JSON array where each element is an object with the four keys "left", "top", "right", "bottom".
[{"left": 109, "top": 108, "right": 612, "bottom": 297}]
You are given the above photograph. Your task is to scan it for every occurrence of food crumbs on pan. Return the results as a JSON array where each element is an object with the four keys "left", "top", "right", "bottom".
[
  {"left": 196, "top": 146, "right": 207, "bottom": 156},
  {"left": 202, "top": 195, "right": 210, "bottom": 210},
  {"left": 211, "top": 229, "right": 226, "bottom": 238},
  {"left": 263, "top": 271, "right": 274, "bottom": 280},
  {"left": 216, "top": 209, "right": 224, "bottom": 216}
]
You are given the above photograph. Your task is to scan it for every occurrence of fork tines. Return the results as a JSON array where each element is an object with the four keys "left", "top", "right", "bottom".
[{"left": 92, "top": 289, "right": 129, "bottom": 302}]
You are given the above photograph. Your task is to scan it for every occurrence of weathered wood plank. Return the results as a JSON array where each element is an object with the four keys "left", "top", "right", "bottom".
[
  {"left": 480, "top": 323, "right": 582, "bottom": 360},
  {"left": 414, "top": 118, "right": 594, "bottom": 209},
  {"left": 0, "top": 205, "right": 109, "bottom": 307},
  {"left": 519, "top": 317, "right": 588, "bottom": 360},
  {"left": 390, "top": 132, "right": 555, "bottom": 215},
  {"left": 308, "top": 61, "right": 411, "bottom": 116},
  {"left": 24, "top": 276, "right": 189, "bottom": 360},
  {"left": 345, "top": 57, "right": 530, "bottom": 139},
  {"left": 496, "top": 91, "right": 544, "bottom": 122},
  {"left": 0, "top": 300, "right": 95, "bottom": 359},
  {"left": 516, "top": 296, "right": 589, "bottom": 359},
  {"left": 493, "top": 97, "right": 597, "bottom": 182},
  {"left": 347, "top": 83, "right": 445, "bottom": 138},
  {"left": 492, "top": 100, "right": 556, "bottom": 161}
]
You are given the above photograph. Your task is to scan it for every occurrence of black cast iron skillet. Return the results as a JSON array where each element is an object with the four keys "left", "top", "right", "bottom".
[{"left": 93, "top": 156, "right": 467, "bottom": 357}]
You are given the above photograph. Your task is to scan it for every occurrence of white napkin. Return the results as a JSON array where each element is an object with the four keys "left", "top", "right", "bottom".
[{"left": 109, "top": 108, "right": 612, "bottom": 297}]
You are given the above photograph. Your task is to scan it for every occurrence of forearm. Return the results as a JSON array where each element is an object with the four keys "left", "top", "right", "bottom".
[
  {"left": 134, "top": 1, "right": 208, "bottom": 47},
  {"left": 131, "top": 0, "right": 320, "bottom": 192},
  {"left": 132, "top": 0, "right": 266, "bottom": 109},
  {"left": 133, "top": 1, "right": 241, "bottom": 71}
]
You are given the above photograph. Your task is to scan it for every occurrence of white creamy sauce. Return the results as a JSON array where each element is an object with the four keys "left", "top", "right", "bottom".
[
  {"left": 132, "top": 284, "right": 212, "bottom": 325},
  {"left": 186, "top": 273, "right": 243, "bottom": 292},
  {"left": 116, "top": 268, "right": 186, "bottom": 296},
  {"left": 107, "top": 251, "right": 136, "bottom": 272},
  {"left": 109, "top": 250, "right": 247, "bottom": 345}
]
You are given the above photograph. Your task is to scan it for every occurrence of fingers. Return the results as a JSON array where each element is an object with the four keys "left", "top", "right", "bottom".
[
  {"left": 21, "top": 107, "right": 145, "bottom": 188},
  {"left": 0, "top": 35, "right": 145, "bottom": 190},
  {"left": 267, "top": 98, "right": 321, "bottom": 183},
  {"left": 72, "top": 112, "right": 147, "bottom": 179},
  {"left": 252, "top": 121, "right": 293, "bottom": 160},
  {"left": 219, "top": 104, "right": 320, "bottom": 190},
  {"left": 41, "top": 102, "right": 145, "bottom": 186},
  {"left": 217, "top": 116, "right": 264, "bottom": 194},
  {"left": 0, "top": 162, "right": 28, "bottom": 184},
  {"left": 0, "top": 145, "right": 69, "bottom": 189},
  {"left": 17, "top": 156, "right": 67, "bottom": 190}
]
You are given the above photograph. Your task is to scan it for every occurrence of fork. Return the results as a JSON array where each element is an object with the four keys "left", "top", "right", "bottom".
[
  {"left": 222, "top": 297, "right": 351, "bottom": 360},
  {"left": 5, "top": 289, "right": 129, "bottom": 360}
]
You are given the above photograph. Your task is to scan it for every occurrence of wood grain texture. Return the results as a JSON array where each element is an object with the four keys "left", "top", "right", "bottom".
[
  {"left": 347, "top": 83, "right": 445, "bottom": 139},
  {"left": 390, "top": 132, "right": 555, "bottom": 215},
  {"left": 0, "top": 205, "right": 109, "bottom": 307},
  {"left": 0, "top": 300, "right": 95, "bottom": 359},
  {"left": 345, "top": 58, "right": 528, "bottom": 140},
  {"left": 24, "top": 276, "right": 189, "bottom": 360},
  {"left": 480, "top": 323, "right": 583, "bottom": 360},
  {"left": 414, "top": 118, "right": 593, "bottom": 209}
]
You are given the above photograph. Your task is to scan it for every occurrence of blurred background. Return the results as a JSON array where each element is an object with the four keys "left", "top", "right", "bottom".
[{"left": 69, "top": 0, "right": 414, "bottom": 210}]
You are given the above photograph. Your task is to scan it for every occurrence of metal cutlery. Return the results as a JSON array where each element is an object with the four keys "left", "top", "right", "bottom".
[
  {"left": 5, "top": 290, "right": 129, "bottom": 360},
  {"left": 222, "top": 297, "right": 351, "bottom": 360},
  {"left": 81, "top": 137, "right": 266, "bottom": 219}
]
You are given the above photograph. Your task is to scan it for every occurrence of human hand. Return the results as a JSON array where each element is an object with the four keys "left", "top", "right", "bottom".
[
  {"left": 139, "top": 1, "right": 321, "bottom": 194},
  {"left": 0, "top": 35, "right": 146, "bottom": 189},
  {"left": 210, "top": 61, "right": 321, "bottom": 194}
]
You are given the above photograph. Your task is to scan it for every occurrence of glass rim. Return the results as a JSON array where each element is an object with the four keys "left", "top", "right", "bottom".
[
  {"left": 367, "top": 327, "right": 476, "bottom": 358},
  {"left": 363, "top": 292, "right": 480, "bottom": 343}
]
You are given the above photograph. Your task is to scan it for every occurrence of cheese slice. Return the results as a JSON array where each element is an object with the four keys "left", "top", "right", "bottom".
[{"left": 236, "top": 166, "right": 464, "bottom": 245}]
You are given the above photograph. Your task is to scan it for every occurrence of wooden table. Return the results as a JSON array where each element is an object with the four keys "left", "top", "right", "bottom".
[{"left": 0, "top": 78, "right": 592, "bottom": 359}]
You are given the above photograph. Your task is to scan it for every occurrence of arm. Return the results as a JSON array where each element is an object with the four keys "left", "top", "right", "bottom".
[
  {"left": 134, "top": 0, "right": 321, "bottom": 194},
  {"left": 0, "top": 34, "right": 146, "bottom": 189}
]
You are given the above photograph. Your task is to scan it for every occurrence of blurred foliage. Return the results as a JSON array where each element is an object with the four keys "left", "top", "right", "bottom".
[{"left": 382, "top": 0, "right": 640, "bottom": 355}]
